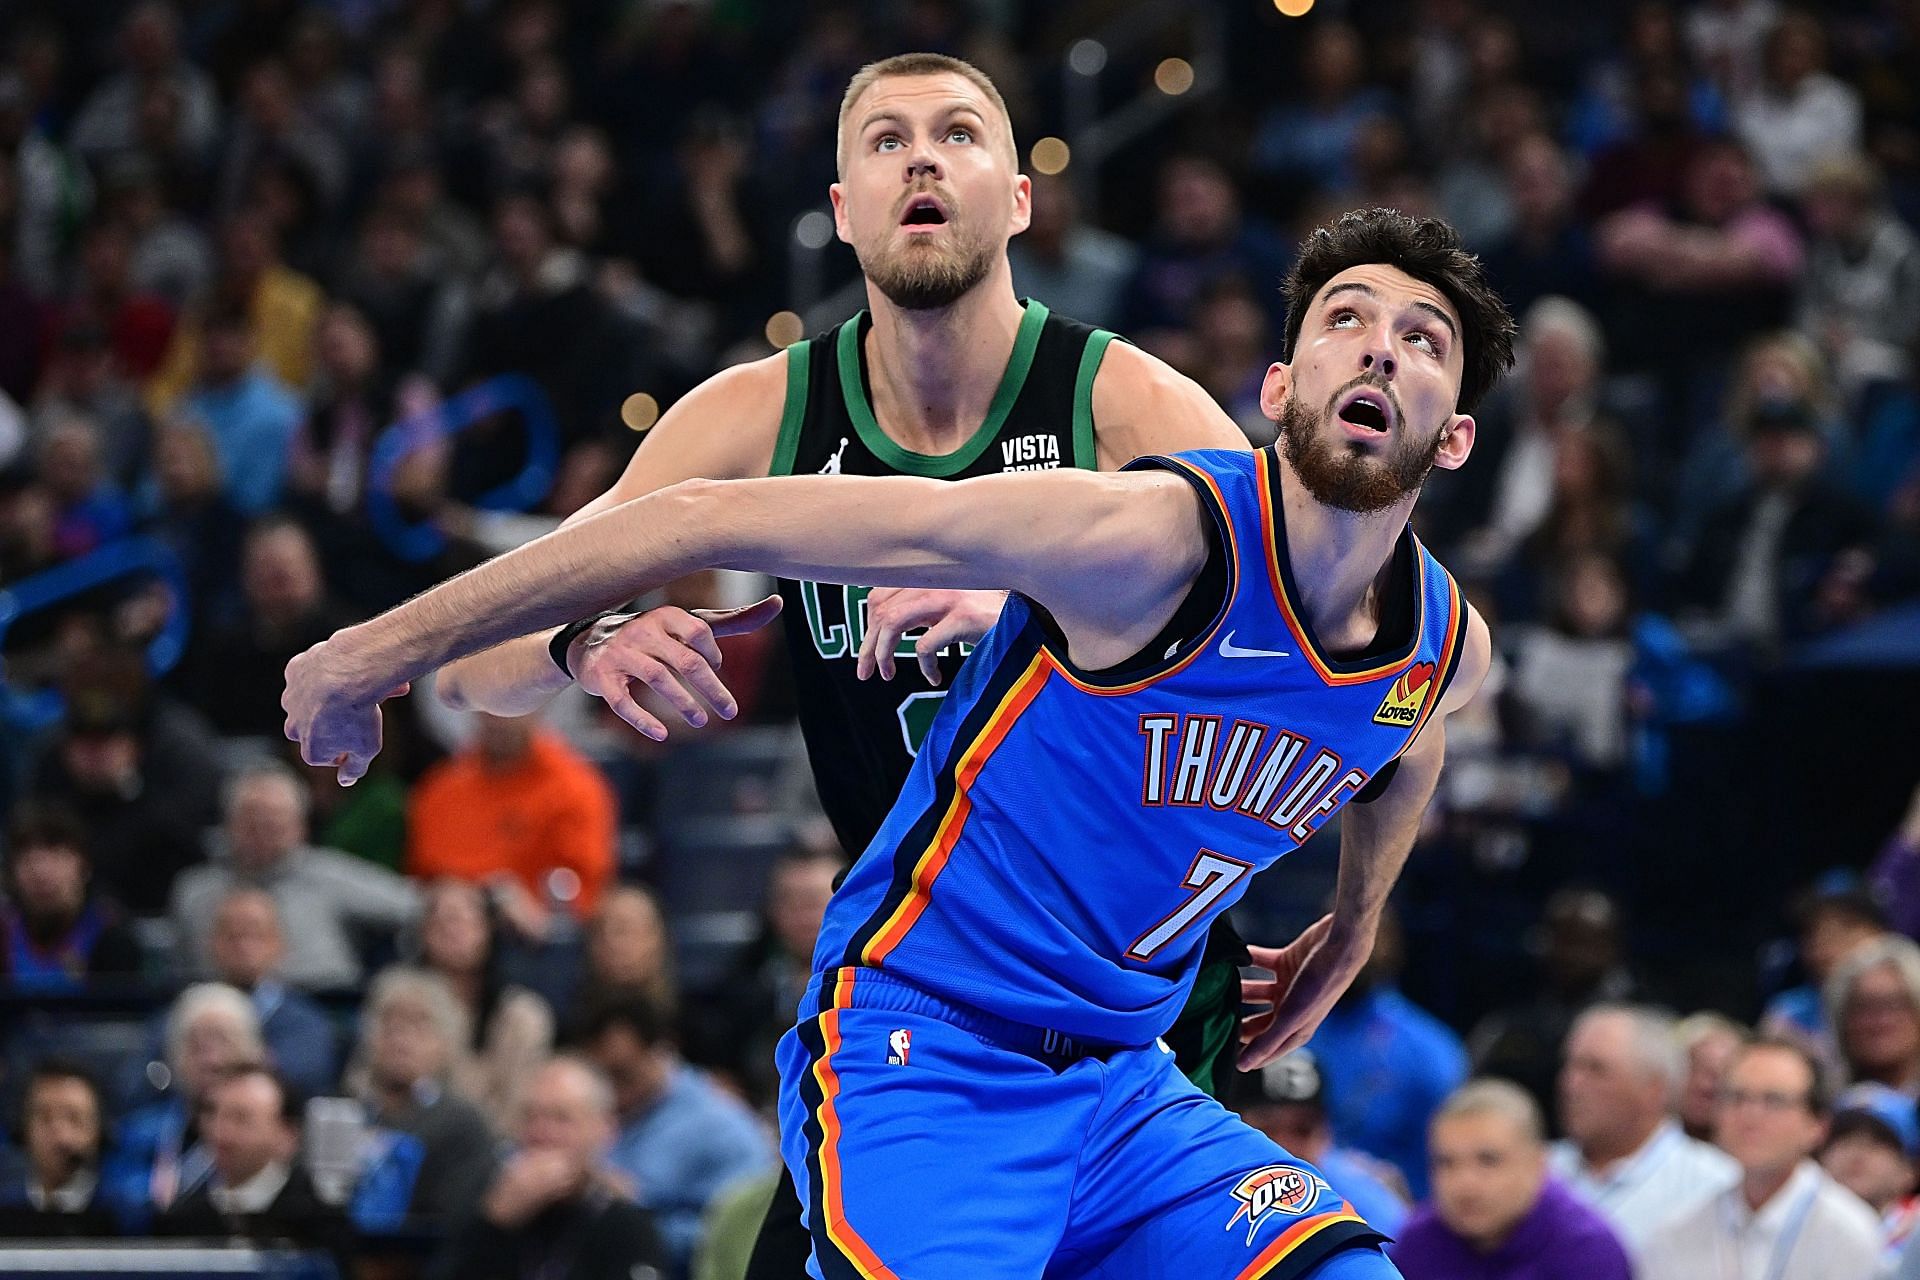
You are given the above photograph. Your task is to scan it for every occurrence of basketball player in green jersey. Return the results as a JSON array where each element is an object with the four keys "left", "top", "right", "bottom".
[{"left": 428, "top": 52, "right": 1302, "bottom": 1273}]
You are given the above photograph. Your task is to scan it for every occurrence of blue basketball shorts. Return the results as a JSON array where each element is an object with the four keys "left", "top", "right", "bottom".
[{"left": 776, "top": 966, "right": 1399, "bottom": 1279}]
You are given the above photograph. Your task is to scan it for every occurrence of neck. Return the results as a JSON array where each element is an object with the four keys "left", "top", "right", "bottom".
[
  {"left": 444, "top": 968, "right": 483, "bottom": 1010},
  {"left": 1743, "top": 1161, "right": 1801, "bottom": 1212},
  {"left": 1273, "top": 451, "right": 1415, "bottom": 649},
  {"left": 861, "top": 271, "right": 1025, "bottom": 455},
  {"left": 1582, "top": 1117, "right": 1662, "bottom": 1173}
]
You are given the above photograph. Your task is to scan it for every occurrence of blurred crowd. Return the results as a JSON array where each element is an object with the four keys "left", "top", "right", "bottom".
[{"left": 0, "top": 0, "right": 1919, "bottom": 1277}]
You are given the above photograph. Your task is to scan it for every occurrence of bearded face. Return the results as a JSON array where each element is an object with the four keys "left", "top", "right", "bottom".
[
  {"left": 853, "top": 182, "right": 999, "bottom": 311},
  {"left": 1278, "top": 375, "right": 1446, "bottom": 513}
]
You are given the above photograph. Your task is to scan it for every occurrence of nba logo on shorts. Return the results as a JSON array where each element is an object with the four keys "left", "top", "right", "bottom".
[
  {"left": 1225, "top": 1164, "right": 1328, "bottom": 1245},
  {"left": 887, "top": 1028, "right": 912, "bottom": 1066}
]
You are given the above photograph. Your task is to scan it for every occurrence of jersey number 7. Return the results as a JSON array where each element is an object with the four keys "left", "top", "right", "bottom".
[{"left": 1126, "top": 850, "right": 1253, "bottom": 962}]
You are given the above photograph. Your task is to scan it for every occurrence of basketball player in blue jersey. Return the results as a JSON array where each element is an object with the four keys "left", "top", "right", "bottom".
[
  {"left": 431, "top": 51, "right": 1261, "bottom": 1274},
  {"left": 286, "top": 205, "right": 1515, "bottom": 1278}
]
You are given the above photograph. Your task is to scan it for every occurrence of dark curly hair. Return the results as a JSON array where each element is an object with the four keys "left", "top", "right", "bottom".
[{"left": 1281, "top": 208, "right": 1517, "bottom": 414}]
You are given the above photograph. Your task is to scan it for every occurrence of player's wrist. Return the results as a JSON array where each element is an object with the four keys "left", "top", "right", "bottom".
[{"left": 548, "top": 610, "right": 638, "bottom": 680}]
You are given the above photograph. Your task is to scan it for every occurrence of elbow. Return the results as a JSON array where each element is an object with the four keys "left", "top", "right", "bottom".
[{"left": 435, "top": 664, "right": 472, "bottom": 711}]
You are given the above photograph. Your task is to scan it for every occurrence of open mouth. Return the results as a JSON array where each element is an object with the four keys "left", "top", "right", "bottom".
[
  {"left": 1336, "top": 389, "right": 1393, "bottom": 433},
  {"left": 900, "top": 195, "right": 949, "bottom": 226}
]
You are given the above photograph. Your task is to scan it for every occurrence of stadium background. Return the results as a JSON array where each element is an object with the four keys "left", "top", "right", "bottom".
[{"left": 0, "top": 0, "right": 1918, "bottom": 1276}]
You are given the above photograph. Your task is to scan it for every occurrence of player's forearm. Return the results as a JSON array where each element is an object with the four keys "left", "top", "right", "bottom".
[
  {"left": 436, "top": 631, "right": 575, "bottom": 715},
  {"left": 327, "top": 475, "right": 994, "bottom": 702}
]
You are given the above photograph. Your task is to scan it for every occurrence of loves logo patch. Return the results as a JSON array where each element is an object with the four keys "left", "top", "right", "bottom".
[
  {"left": 1372, "top": 660, "right": 1437, "bottom": 727},
  {"left": 1224, "top": 1164, "right": 1330, "bottom": 1245}
]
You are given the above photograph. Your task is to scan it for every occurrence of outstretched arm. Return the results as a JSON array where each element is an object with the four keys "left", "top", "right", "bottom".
[
  {"left": 285, "top": 466, "right": 1208, "bottom": 781},
  {"left": 1238, "top": 606, "right": 1492, "bottom": 1068}
]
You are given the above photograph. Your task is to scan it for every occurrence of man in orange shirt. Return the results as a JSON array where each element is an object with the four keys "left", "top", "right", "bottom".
[{"left": 407, "top": 712, "right": 616, "bottom": 930}]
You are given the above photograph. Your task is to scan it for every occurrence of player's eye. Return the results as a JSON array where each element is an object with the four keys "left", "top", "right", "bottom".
[
  {"left": 1407, "top": 329, "right": 1440, "bottom": 354},
  {"left": 876, "top": 134, "right": 903, "bottom": 152},
  {"left": 1330, "top": 309, "right": 1360, "bottom": 328},
  {"left": 946, "top": 127, "right": 974, "bottom": 144}
]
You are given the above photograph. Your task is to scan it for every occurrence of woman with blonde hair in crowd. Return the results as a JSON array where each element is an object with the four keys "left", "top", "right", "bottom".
[
  {"left": 414, "top": 877, "right": 554, "bottom": 1133},
  {"left": 1829, "top": 935, "right": 1920, "bottom": 1095}
]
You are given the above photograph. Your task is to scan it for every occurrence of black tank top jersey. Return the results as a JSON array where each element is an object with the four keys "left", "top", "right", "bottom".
[{"left": 768, "top": 298, "right": 1117, "bottom": 857}]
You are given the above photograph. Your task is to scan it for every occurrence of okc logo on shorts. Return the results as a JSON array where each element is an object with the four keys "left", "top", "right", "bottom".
[
  {"left": 887, "top": 1028, "right": 912, "bottom": 1066},
  {"left": 1225, "top": 1164, "right": 1328, "bottom": 1245}
]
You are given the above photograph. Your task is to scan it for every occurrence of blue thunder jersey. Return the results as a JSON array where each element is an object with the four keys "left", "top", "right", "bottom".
[{"left": 812, "top": 445, "right": 1471, "bottom": 1046}]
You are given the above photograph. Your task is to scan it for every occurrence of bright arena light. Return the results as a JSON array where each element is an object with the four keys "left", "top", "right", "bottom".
[
  {"left": 621, "top": 392, "right": 661, "bottom": 431},
  {"left": 1068, "top": 39, "right": 1108, "bottom": 76},
  {"left": 765, "top": 310, "right": 805, "bottom": 348},
  {"left": 1031, "top": 136, "right": 1072, "bottom": 176},
  {"left": 1155, "top": 57, "right": 1195, "bottom": 96},
  {"left": 795, "top": 209, "right": 835, "bottom": 250},
  {"left": 1275, "top": 0, "right": 1315, "bottom": 15}
]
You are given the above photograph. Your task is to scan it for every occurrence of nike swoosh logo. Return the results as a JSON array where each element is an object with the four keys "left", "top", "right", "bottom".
[{"left": 1217, "top": 631, "right": 1290, "bottom": 660}]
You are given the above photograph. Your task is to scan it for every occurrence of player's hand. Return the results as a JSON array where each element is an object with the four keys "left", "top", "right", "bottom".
[
  {"left": 1237, "top": 914, "right": 1370, "bottom": 1070},
  {"left": 283, "top": 633, "right": 410, "bottom": 787},
  {"left": 570, "top": 596, "right": 783, "bottom": 741},
  {"left": 855, "top": 588, "right": 1007, "bottom": 684}
]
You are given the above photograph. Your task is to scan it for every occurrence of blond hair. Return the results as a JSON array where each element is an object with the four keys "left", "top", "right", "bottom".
[{"left": 836, "top": 52, "right": 1017, "bottom": 174}]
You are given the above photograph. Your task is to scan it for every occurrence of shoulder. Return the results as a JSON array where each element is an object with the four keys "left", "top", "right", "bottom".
[
  {"left": 1090, "top": 340, "right": 1248, "bottom": 466},
  {"left": 1437, "top": 602, "right": 1492, "bottom": 717},
  {"left": 1679, "top": 1134, "right": 1740, "bottom": 1179},
  {"left": 1817, "top": 1174, "right": 1890, "bottom": 1245}
]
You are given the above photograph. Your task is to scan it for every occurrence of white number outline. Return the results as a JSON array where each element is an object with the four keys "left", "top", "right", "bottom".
[{"left": 1125, "top": 849, "right": 1252, "bottom": 962}]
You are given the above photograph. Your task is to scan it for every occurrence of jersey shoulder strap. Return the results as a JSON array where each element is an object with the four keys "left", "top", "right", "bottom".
[{"left": 767, "top": 336, "right": 814, "bottom": 477}]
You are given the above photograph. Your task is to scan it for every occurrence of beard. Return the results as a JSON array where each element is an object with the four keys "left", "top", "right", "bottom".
[
  {"left": 1277, "top": 389, "right": 1444, "bottom": 514},
  {"left": 859, "top": 225, "right": 997, "bottom": 311}
]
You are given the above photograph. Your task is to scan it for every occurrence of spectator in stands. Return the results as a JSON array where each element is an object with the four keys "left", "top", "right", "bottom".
[
  {"left": 288, "top": 301, "right": 398, "bottom": 519},
  {"left": 1470, "top": 888, "right": 1637, "bottom": 1120},
  {"left": 32, "top": 663, "right": 218, "bottom": 915},
  {"left": 686, "top": 845, "right": 836, "bottom": 1107},
  {"left": 68, "top": 2, "right": 221, "bottom": 167},
  {"left": 1303, "top": 905, "right": 1467, "bottom": 1198},
  {"left": 1250, "top": 20, "right": 1394, "bottom": 195},
  {"left": 107, "top": 982, "right": 264, "bottom": 1222},
  {"left": 148, "top": 211, "right": 323, "bottom": 413},
  {"left": 201, "top": 887, "right": 340, "bottom": 1095},
  {"left": 577, "top": 993, "right": 773, "bottom": 1269},
  {"left": 138, "top": 419, "right": 247, "bottom": 630},
  {"left": 408, "top": 711, "right": 617, "bottom": 930},
  {"left": 1391, "top": 1079, "right": 1631, "bottom": 1280},
  {"left": 1761, "top": 882, "right": 1888, "bottom": 1062},
  {"left": 0, "top": 800, "right": 140, "bottom": 990},
  {"left": 1798, "top": 153, "right": 1920, "bottom": 401},
  {"left": 430, "top": 1056, "right": 666, "bottom": 1280},
  {"left": 0, "top": 1060, "right": 120, "bottom": 1236},
  {"left": 1642, "top": 1038, "right": 1883, "bottom": 1280},
  {"left": 1733, "top": 11, "right": 1863, "bottom": 199},
  {"left": 1829, "top": 935, "right": 1920, "bottom": 1095},
  {"left": 1677, "top": 1012, "right": 1750, "bottom": 1142},
  {"left": 1872, "top": 781, "right": 1920, "bottom": 941},
  {"left": 1549, "top": 1004, "right": 1739, "bottom": 1250},
  {"left": 1233, "top": 1050, "right": 1409, "bottom": 1235},
  {"left": 417, "top": 879, "right": 555, "bottom": 1135},
  {"left": 180, "top": 515, "right": 355, "bottom": 737},
  {"left": 1119, "top": 153, "right": 1290, "bottom": 348},
  {"left": 1479, "top": 133, "right": 1600, "bottom": 319},
  {"left": 172, "top": 760, "right": 419, "bottom": 990},
  {"left": 1596, "top": 137, "right": 1803, "bottom": 381},
  {"left": 1006, "top": 172, "right": 1137, "bottom": 328},
  {"left": 1676, "top": 383, "right": 1881, "bottom": 651},
  {"left": 166, "top": 298, "right": 303, "bottom": 516},
  {"left": 1186, "top": 277, "right": 1275, "bottom": 441},
  {"left": 352, "top": 966, "right": 500, "bottom": 1223},
  {"left": 34, "top": 415, "right": 133, "bottom": 562},
  {"left": 100, "top": 157, "right": 214, "bottom": 309},
  {"left": 43, "top": 219, "right": 177, "bottom": 387},
  {"left": 156, "top": 1065, "right": 345, "bottom": 1257},
  {"left": 33, "top": 319, "right": 156, "bottom": 491},
  {"left": 1506, "top": 552, "right": 1637, "bottom": 772},
  {"left": 578, "top": 884, "right": 677, "bottom": 1024},
  {"left": 1819, "top": 1104, "right": 1920, "bottom": 1261}
]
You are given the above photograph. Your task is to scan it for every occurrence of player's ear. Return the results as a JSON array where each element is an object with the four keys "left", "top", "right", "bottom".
[
  {"left": 1431, "top": 413, "right": 1476, "bottom": 471},
  {"left": 1009, "top": 172, "right": 1032, "bottom": 236},
  {"left": 829, "top": 182, "right": 852, "bottom": 245},
  {"left": 1258, "top": 363, "right": 1292, "bottom": 423}
]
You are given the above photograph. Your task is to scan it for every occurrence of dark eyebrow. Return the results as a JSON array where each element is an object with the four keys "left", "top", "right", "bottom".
[{"left": 1320, "top": 281, "right": 1459, "bottom": 345}]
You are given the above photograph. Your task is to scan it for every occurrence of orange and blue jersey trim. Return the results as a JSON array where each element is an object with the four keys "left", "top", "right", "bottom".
[
  {"left": 794, "top": 968, "right": 899, "bottom": 1280},
  {"left": 1236, "top": 1202, "right": 1383, "bottom": 1279},
  {"left": 1391, "top": 567, "right": 1467, "bottom": 758},
  {"left": 842, "top": 630, "right": 1053, "bottom": 968},
  {"left": 1255, "top": 447, "right": 1428, "bottom": 687}
]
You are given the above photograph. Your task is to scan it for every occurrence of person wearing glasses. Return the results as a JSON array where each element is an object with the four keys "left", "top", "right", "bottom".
[{"left": 1640, "top": 1038, "right": 1883, "bottom": 1280}]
